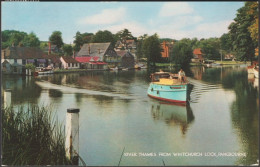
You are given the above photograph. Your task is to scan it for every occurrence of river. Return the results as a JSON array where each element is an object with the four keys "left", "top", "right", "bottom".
[{"left": 1, "top": 65, "right": 259, "bottom": 166}]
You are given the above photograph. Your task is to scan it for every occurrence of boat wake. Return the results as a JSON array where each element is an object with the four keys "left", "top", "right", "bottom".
[{"left": 35, "top": 80, "right": 136, "bottom": 100}]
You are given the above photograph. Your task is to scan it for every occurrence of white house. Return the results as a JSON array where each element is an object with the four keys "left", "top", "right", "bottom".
[{"left": 60, "top": 56, "right": 80, "bottom": 69}]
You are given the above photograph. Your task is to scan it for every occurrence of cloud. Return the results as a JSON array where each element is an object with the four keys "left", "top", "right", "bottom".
[
  {"left": 159, "top": 2, "right": 194, "bottom": 17},
  {"left": 78, "top": 7, "right": 126, "bottom": 25}
]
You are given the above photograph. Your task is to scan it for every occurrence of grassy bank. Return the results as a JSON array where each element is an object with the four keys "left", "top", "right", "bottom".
[{"left": 2, "top": 105, "right": 73, "bottom": 165}]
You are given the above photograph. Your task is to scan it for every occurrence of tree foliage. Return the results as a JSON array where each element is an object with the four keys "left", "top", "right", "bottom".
[
  {"left": 49, "top": 31, "right": 64, "bottom": 49},
  {"left": 62, "top": 44, "right": 73, "bottom": 56},
  {"left": 73, "top": 31, "right": 93, "bottom": 51},
  {"left": 22, "top": 32, "right": 40, "bottom": 48},
  {"left": 1, "top": 30, "right": 40, "bottom": 49},
  {"left": 228, "top": 2, "right": 257, "bottom": 61},
  {"left": 142, "top": 34, "right": 162, "bottom": 67},
  {"left": 170, "top": 39, "right": 193, "bottom": 67},
  {"left": 91, "top": 30, "right": 116, "bottom": 47},
  {"left": 197, "top": 38, "right": 221, "bottom": 60}
]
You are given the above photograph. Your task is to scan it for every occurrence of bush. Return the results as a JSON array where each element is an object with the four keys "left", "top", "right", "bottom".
[{"left": 2, "top": 105, "right": 72, "bottom": 165}]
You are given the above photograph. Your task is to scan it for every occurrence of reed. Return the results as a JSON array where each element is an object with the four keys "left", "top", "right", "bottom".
[{"left": 2, "top": 105, "right": 73, "bottom": 165}]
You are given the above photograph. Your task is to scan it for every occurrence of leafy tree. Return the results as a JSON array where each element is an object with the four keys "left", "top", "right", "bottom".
[
  {"left": 62, "top": 44, "right": 73, "bottom": 56},
  {"left": 91, "top": 30, "right": 116, "bottom": 47},
  {"left": 142, "top": 34, "right": 162, "bottom": 67},
  {"left": 73, "top": 31, "right": 93, "bottom": 51},
  {"left": 228, "top": 2, "right": 257, "bottom": 61},
  {"left": 22, "top": 32, "right": 40, "bottom": 47},
  {"left": 198, "top": 38, "right": 221, "bottom": 60},
  {"left": 220, "top": 33, "right": 233, "bottom": 54},
  {"left": 136, "top": 34, "right": 149, "bottom": 60},
  {"left": 49, "top": 31, "right": 64, "bottom": 49},
  {"left": 170, "top": 39, "right": 193, "bottom": 67},
  {"left": 247, "top": 1, "right": 258, "bottom": 44}
]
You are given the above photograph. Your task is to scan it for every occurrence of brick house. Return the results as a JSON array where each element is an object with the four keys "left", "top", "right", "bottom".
[
  {"left": 161, "top": 41, "right": 174, "bottom": 60},
  {"left": 192, "top": 48, "right": 204, "bottom": 63}
]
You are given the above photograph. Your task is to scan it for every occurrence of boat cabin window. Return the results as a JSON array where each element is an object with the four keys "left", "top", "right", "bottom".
[{"left": 151, "top": 73, "right": 170, "bottom": 82}]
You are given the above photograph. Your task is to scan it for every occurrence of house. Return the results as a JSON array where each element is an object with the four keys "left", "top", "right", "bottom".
[
  {"left": 161, "top": 41, "right": 174, "bottom": 60},
  {"left": 75, "top": 56, "right": 107, "bottom": 69},
  {"left": 125, "top": 39, "right": 137, "bottom": 49},
  {"left": 1, "top": 46, "right": 50, "bottom": 74},
  {"left": 77, "top": 42, "right": 119, "bottom": 67},
  {"left": 224, "top": 54, "right": 235, "bottom": 61},
  {"left": 120, "top": 51, "right": 135, "bottom": 69},
  {"left": 192, "top": 48, "right": 204, "bottom": 63},
  {"left": 43, "top": 54, "right": 62, "bottom": 69},
  {"left": 60, "top": 56, "right": 80, "bottom": 69}
]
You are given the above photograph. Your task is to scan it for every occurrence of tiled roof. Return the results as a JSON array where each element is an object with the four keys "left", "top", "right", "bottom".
[
  {"left": 193, "top": 48, "right": 202, "bottom": 55},
  {"left": 44, "top": 54, "right": 61, "bottom": 63},
  {"left": 116, "top": 50, "right": 128, "bottom": 57},
  {"left": 75, "top": 57, "right": 92, "bottom": 63},
  {"left": 3, "top": 46, "right": 46, "bottom": 59},
  {"left": 77, "top": 43, "right": 111, "bottom": 57},
  {"left": 61, "top": 56, "right": 79, "bottom": 63}
]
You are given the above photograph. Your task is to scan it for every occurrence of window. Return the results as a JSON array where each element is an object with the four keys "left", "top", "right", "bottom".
[
  {"left": 68, "top": 63, "right": 70, "bottom": 67},
  {"left": 72, "top": 63, "right": 74, "bottom": 67},
  {"left": 14, "top": 59, "right": 17, "bottom": 63},
  {"left": 22, "top": 59, "right": 26, "bottom": 65}
]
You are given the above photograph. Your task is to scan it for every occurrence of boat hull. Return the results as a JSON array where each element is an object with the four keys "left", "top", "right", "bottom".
[{"left": 147, "top": 83, "right": 187, "bottom": 103}]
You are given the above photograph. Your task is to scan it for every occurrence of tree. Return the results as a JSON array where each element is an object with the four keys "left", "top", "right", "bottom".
[
  {"left": 22, "top": 32, "right": 40, "bottom": 47},
  {"left": 63, "top": 44, "right": 73, "bottom": 56},
  {"left": 228, "top": 2, "right": 257, "bottom": 61},
  {"left": 135, "top": 34, "right": 149, "bottom": 60},
  {"left": 91, "top": 30, "right": 116, "bottom": 47},
  {"left": 142, "top": 34, "right": 162, "bottom": 67},
  {"left": 49, "top": 31, "right": 64, "bottom": 49},
  {"left": 170, "top": 39, "right": 193, "bottom": 67},
  {"left": 220, "top": 33, "right": 233, "bottom": 54},
  {"left": 198, "top": 38, "right": 221, "bottom": 60},
  {"left": 73, "top": 31, "right": 93, "bottom": 51}
]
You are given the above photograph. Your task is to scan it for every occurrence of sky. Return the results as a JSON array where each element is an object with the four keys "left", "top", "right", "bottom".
[{"left": 1, "top": 1, "right": 245, "bottom": 44}]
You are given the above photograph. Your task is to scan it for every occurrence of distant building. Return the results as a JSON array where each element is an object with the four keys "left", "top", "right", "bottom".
[
  {"left": 161, "top": 41, "right": 174, "bottom": 60},
  {"left": 192, "top": 48, "right": 204, "bottom": 63},
  {"left": 120, "top": 51, "right": 135, "bottom": 68},
  {"left": 1, "top": 46, "right": 50, "bottom": 74},
  {"left": 60, "top": 56, "right": 80, "bottom": 69},
  {"left": 77, "top": 42, "right": 119, "bottom": 67},
  {"left": 224, "top": 54, "right": 235, "bottom": 61}
]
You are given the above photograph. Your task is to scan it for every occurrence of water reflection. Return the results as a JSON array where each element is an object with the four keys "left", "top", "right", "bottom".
[{"left": 150, "top": 101, "right": 194, "bottom": 135}]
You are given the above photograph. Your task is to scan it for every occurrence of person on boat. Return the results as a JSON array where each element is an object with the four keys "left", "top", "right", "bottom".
[{"left": 178, "top": 69, "right": 186, "bottom": 83}]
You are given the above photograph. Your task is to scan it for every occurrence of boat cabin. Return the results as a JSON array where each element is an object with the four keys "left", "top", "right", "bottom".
[{"left": 150, "top": 72, "right": 178, "bottom": 82}]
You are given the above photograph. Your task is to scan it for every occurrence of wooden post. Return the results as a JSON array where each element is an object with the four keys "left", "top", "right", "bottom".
[
  {"left": 66, "top": 108, "right": 80, "bottom": 165},
  {"left": 3, "top": 89, "right": 11, "bottom": 108}
]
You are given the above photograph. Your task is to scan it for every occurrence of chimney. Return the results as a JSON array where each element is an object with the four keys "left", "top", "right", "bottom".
[
  {"left": 48, "top": 42, "right": 51, "bottom": 55},
  {"left": 98, "top": 48, "right": 100, "bottom": 54},
  {"left": 73, "top": 50, "right": 75, "bottom": 59},
  {"left": 88, "top": 45, "right": 91, "bottom": 55}
]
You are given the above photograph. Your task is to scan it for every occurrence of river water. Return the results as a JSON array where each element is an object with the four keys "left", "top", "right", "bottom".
[{"left": 1, "top": 65, "right": 259, "bottom": 166}]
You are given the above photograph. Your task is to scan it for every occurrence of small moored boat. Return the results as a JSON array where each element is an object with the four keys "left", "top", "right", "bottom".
[{"left": 147, "top": 72, "right": 189, "bottom": 103}]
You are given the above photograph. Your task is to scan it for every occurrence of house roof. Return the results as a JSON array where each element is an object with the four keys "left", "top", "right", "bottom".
[
  {"left": 75, "top": 56, "right": 92, "bottom": 63},
  {"left": 3, "top": 46, "right": 46, "bottom": 59},
  {"left": 193, "top": 48, "right": 202, "bottom": 55},
  {"left": 44, "top": 54, "right": 61, "bottom": 63},
  {"left": 122, "top": 51, "right": 134, "bottom": 58},
  {"left": 61, "top": 56, "right": 79, "bottom": 63},
  {"left": 116, "top": 50, "right": 128, "bottom": 57},
  {"left": 77, "top": 42, "right": 111, "bottom": 57}
]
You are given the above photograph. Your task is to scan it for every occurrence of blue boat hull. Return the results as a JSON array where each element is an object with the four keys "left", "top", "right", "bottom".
[{"left": 147, "top": 83, "right": 188, "bottom": 103}]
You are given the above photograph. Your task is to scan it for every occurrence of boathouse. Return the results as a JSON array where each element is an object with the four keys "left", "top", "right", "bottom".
[
  {"left": 116, "top": 50, "right": 135, "bottom": 68},
  {"left": 1, "top": 46, "right": 50, "bottom": 74}
]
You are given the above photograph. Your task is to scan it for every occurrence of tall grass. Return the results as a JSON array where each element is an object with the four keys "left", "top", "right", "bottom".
[{"left": 2, "top": 105, "right": 73, "bottom": 165}]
